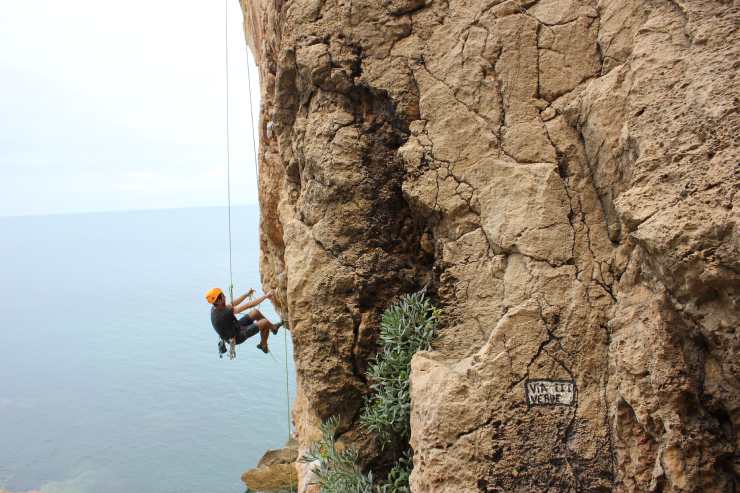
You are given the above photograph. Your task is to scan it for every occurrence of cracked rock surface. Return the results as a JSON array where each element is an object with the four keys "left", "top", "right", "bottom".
[{"left": 239, "top": 0, "right": 739, "bottom": 490}]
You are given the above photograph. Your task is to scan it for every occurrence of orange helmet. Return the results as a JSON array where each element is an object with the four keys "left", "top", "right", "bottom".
[{"left": 205, "top": 287, "right": 223, "bottom": 304}]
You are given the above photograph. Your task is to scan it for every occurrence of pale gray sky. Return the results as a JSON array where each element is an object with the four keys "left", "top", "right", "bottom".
[{"left": 0, "top": 0, "right": 260, "bottom": 216}]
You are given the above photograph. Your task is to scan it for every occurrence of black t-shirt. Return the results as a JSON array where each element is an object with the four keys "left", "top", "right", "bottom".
[{"left": 211, "top": 305, "right": 239, "bottom": 340}]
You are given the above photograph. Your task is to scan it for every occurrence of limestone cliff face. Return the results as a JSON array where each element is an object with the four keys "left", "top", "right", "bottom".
[{"left": 239, "top": 0, "right": 739, "bottom": 491}]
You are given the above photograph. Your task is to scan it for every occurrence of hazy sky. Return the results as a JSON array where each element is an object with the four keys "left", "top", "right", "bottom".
[{"left": 0, "top": 0, "right": 260, "bottom": 216}]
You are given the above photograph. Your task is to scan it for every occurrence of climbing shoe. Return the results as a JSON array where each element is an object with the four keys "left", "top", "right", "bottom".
[
  {"left": 271, "top": 321, "right": 285, "bottom": 335},
  {"left": 256, "top": 343, "right": 269, "bottom": 354}
]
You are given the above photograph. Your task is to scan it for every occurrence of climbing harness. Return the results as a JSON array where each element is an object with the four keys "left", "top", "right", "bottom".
[
  {"left": 226, "top": 291, "right": 257, "bottom": 360},
  {"left": 228, "top": 338, "right": 237, "bottom": 360}
]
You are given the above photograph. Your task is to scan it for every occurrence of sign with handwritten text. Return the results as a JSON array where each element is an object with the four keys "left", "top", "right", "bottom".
[{"left": 525, "top": 379, "right": 576, "bottom": 407}]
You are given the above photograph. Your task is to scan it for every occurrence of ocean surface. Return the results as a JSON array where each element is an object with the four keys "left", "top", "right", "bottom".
[{"left": 0, "top": 206, "right": 295, "bottom": 493}]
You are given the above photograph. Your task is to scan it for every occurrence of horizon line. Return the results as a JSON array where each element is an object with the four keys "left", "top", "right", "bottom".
[{"left": 0, "top": 203, "right": 259, "bottom": 219}]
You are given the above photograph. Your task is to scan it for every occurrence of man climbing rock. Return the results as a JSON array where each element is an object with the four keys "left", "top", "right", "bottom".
[{"left": 205, "top": 287, "right": 283, "bottom": 354}]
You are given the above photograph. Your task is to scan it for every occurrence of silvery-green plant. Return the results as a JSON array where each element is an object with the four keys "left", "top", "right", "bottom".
[
  {"left": 301, "top": 416, "right": 374, "bottom": 493},
  {"left": 302, "top": 417, "right": 412, "bottom": 493},
  {"left": 377, "top": 450, "right": 412, "bottom": 493},
  {"left": 302, "top": 292, "right": 438, "bottom": 492},
  {"left": 360, "top": 291, "right": 441, "bottom": 447}
]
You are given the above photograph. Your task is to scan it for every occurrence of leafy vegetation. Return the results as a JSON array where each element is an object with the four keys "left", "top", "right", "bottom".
[
  {"left": 303, "top": 291, "right": 439, "bottom": 492},
  {"left": 301, "top": 416, "right": 412, "bottom": 493},
  {"left": 301, "top": 416, "right": 374, "bottom": 493},
  {"left": 376, "top": 450, "right": 412, "bottom": 493},
  {"left": 360, "top": 291, "right": 441, "bottom": 447}
]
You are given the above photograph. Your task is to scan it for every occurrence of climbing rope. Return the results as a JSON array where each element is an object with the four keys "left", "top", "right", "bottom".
[
  {"left": 245, "top": 49, "right": 260, "bottom": 197},
  {"left": 224, "top": 6, "right": 293, "bottom": 482},
  {"left": 225, "top": 0, "right": 234, "bottom": 307},
  {"left": 284, "top": 327, "right": 291, "bottom": 440},
  {"left": 225, "top": 0, "right": 237, "bottom": 362},
  {"left": 284, "top": 327, "right": 294, "bottom": 492}
]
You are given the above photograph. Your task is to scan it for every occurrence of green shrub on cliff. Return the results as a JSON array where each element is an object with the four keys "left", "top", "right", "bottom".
[
  {"left": 301, "top": 416, "right": 374, "bottom": 493},
  {"left": 376, "top": 450, "right": 412, "bottom": 493},
  {"left": 303, "top": 292, "right": 438, "bottom": 492},
  {"left": 360, "top": 291, "right": 441, "bottom": 447}
]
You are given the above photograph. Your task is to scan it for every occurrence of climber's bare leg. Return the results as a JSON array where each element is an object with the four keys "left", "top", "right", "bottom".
[
  {"left": 257, "top": 319, "right": 273, "bottom": 350},
  {"left": 249, "top": 309, "right": 265, "bottom": 321}
]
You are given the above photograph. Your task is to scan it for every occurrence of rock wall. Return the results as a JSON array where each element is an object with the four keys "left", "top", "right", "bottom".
[{"left": 239, "top": 0, "right": 739, "bottom": 491}]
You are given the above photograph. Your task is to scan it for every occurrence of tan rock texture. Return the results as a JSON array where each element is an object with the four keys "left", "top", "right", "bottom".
[
  {"left": 239, "top": 0, "right": 739, "bottom": 491},
  {"left": 242, "top": 464, "right": 297, "bottom": 493},
  {"left": 242, "top": 441, "right": 299, "bottom": 492}
]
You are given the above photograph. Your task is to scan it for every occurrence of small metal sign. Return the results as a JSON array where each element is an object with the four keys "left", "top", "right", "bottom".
[{"left": 525, "top": 379, "right": 576, "bottom": 407}]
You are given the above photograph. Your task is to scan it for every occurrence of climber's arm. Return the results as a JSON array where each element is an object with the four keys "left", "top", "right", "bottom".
[
  {"left": 231, "top": 289, "right": 255, "bottom": 307},
  {"left": 234, "top": 292, "right": 272, "bottom": 314}
]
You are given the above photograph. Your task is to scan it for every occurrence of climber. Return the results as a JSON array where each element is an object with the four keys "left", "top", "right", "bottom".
[{"left": 205, "top": 287, "right": 283, "bottom": 354}]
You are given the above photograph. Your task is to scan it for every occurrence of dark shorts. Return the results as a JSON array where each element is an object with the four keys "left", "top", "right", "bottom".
[{"left": 235, "top": 314, "right": 259, "bottom": 344}]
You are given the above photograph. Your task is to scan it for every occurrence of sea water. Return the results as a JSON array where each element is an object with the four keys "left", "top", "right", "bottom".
[{"left": 0, "top": 206, "right": 295, "bottom": 493}]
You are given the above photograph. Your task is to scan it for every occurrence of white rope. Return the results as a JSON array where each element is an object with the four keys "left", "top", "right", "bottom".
[
  {"left": 226, "top": 6, "right": 294, "bottom": 488},
  {"left": 225, "top": 0, "right": 234, "bottom": 305},
  {"left": 245, "top": 43, "right": 260, "bottom": 201}
]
